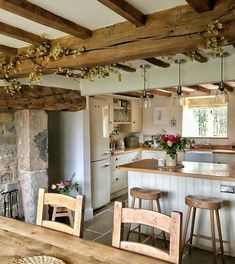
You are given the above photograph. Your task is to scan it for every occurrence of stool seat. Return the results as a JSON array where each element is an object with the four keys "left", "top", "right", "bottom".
[
  {"left": 185, "top": 195, "right": 223, "bottom": 210},
  {"left": 130, "top": 187, "right": 162, "bottom": 200}
]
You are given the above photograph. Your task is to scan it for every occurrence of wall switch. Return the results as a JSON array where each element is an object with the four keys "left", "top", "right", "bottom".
[{"left": 220, "top": 185, "right": 235, "bottom": 194}]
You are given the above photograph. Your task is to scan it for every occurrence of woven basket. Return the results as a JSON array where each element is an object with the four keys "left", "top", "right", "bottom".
[{"left": 14, "top": 256, "right": 66, "bottom": 264}]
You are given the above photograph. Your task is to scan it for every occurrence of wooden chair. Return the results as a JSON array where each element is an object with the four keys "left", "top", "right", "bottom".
[
  {"left": 36, "top": 188, "right": 85, "bottom": 237},
  {"left": 112, "top": 201, "right": 182, "bottom": 264}
]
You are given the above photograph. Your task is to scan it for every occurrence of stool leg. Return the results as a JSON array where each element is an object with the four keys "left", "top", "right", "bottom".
[
  {"left": 51, "top": 206, "right": 57, "bottom": 221},
  {"left": 182, "top": 206, "right": 192, "bottom": 255},
  {"left": 126, "top": 197, "right": 136, "bottom": 241},
  {"left": 138, "top": 199, "right": 142, "bottom": 242},
  {"left": 156, "top": 199, "right": 167, "bottom": 248},
  {"left": 149, "top": 200, "right": 155, "bottom": 245},
  {"left": 210, "top": 210, "right": 217, "bottom": 264},
  {"left": 68, "top": 209, "right": 74, "bottom": 227},
  {"left": 188, "top": 207, "right": 197, "bottom": 254},
  {"left": 215, "top": 209, "right": 225, "bottom": 264}
]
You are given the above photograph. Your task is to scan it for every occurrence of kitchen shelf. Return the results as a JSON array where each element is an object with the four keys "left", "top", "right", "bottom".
[
  {"left": 113, "top": 107, "right": 131, "bottom": 110},
  {"left": 113, "top": 122, "right": 131, "bottom": 125}
]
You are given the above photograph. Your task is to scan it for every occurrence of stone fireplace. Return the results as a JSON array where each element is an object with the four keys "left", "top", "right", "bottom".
[{"left": 0, "top": 109, "right": 48, "bottom": 223}]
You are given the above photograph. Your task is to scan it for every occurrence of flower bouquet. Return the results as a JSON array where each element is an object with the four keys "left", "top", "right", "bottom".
[
  {"left": 51, "top": 173, "right": 79, "bottom": 196},
  {"left": 154, "top": 131, "right": 191, "bottom": 166}
]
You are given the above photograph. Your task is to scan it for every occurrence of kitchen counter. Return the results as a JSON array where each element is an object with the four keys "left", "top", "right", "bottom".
[
  {"left": 121, "top": 159, "right": 235, "bottom": 256},
  {"left": 119, "top": 159, "right": 235, "bottom": 182}
]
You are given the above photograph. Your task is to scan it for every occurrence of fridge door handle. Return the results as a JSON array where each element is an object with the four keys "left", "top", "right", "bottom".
[{"left": 103, "top": 164, "right": 110, "bottom": 167}]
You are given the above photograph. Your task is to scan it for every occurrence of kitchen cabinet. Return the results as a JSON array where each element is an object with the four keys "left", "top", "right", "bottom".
[
  {"left": 110, "top": 151, "right": 141, "bottom": 198},
  {"left": 142, "top": 150, "right": 185, "bottom": 161},
  {"left": 121, "top": 99, "right": 143, "bottom": 133},
  {"left": 213, "top": 153, "right": 235, "bottom": 164}
]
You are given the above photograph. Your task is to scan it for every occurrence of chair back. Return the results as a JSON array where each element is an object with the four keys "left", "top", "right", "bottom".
[
  {"left": 36, "top": 188, "right": 85, "bottom": 237},
  {"left": 112, "top": 201, "right": 182, "bottom": 264}
]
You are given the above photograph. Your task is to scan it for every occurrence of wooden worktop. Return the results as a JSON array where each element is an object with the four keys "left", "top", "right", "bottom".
[{"left": 119, "top": 159, "right": 235, "bottom": 182}]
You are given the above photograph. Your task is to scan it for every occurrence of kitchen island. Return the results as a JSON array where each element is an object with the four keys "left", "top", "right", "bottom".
[{"left": 119, "top": 159, "right": 235, "bottom": 257}]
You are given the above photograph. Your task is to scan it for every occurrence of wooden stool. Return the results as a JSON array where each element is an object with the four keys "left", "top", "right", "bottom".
[
  {"left": 51, "top": 205, "right": 74, "bottom": 226},
  {"left": 182, "top": 195, "right": 224, "bottom": 264},
  {"left": 127, "top": 187, "right": 167, "bottom": 247}
]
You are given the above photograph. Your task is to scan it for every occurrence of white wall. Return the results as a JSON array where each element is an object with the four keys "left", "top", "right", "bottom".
[{"left": 140, "top": 92, "right": 235, "bottom": 146}]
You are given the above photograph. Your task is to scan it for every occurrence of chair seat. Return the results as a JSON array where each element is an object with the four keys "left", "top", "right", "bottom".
[
  {"left": 130, "top": 187, "right": 162, "bottom": 200},
  {"left": 185, "top": 195, "right": 223, "bottom": 210}
]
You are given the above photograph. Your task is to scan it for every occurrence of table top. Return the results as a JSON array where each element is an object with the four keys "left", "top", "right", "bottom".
[
  {"left": 119, "top": 159, "right": 235, "bottom": 182},
  {"left": 0, "top": 216, "right": 167, "bottom": 264}
]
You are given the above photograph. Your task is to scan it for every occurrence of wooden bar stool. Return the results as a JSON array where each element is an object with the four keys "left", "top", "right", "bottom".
[
  {"left": 182, "top": 195, "right": 225, "bottom": 264},
  {"left": 126, "top": 187, "right": 167, "bottom": 247}
]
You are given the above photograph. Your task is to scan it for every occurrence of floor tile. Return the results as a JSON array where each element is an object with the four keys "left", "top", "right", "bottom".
[
  {"left": 94, "top": 230, "right": 113, "bottom": 246},
  {"left": 83, "top": 229, "right": 101, "bottom": 240}
]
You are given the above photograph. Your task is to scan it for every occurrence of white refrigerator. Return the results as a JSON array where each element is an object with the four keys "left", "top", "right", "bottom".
[{"left": 90, "top": 97, "right": 111, "bottom": 209}]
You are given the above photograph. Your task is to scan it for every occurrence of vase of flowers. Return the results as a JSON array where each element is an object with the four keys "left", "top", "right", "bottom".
[
  {"left": 51, "top": 173, "right": 79, "bottom": 197},
  {"left": 155, "top": 131, "right": 190, "bottom": 167}
]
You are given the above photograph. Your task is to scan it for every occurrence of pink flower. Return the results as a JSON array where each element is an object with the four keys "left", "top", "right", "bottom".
[
  {"left": 57, "top": 182, "right": 65, "bottom": 189},
  {"left": 65, "top": 179, "right": 72, "bottom": 184}
]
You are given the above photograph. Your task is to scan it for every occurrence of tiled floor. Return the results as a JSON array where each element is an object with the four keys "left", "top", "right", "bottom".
[{"left": 84, "top": 194, "right": 235, "bottom": 264}]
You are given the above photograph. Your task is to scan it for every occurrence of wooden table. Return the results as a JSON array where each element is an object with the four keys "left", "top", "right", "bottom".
[{"left": 0, "top": 216, "right": 167, "bottom": 264}]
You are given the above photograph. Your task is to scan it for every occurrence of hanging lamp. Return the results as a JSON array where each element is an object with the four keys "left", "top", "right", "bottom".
[
  {"left": 173, "top": 59, "right": 186, "bottom": 106},
  {"left": 215, "top": 52, "right": 229, "bottom": 103},
  {"left": 140, "top": 64, "right": 151, "bottom": 108}
]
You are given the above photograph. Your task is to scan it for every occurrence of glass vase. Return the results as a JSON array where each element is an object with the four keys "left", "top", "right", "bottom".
[{"left": 165, "top": 152, "right": 177, "bottom": 167}]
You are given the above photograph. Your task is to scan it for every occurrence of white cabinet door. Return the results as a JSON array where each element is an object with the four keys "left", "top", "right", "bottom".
[
  {"left": 214, "top": 154, "right": 235, "bottom": 164},
  {"left": 131, "top": 100, "right": 143, "bottom": 132},
  {"left": 142, "top": 150, "right": 155, "bottom": 159},
  {"left": 91, "top": 160, "right": 110, "bottom": 209}
]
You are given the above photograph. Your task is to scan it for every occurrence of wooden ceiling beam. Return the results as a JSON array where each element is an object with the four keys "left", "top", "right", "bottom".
[
  {"left": 5, "top": 0, "right": 235, "bottom": 77},
  {"left": 0, "top": 0, "right": 92, "bottom": 39},
  {"left": 114, "top": 63, "right": 136, "bottom": 72},
  {"left": 186, "top": 0, "right": 215, "bottom": 13},
  {"left": 0, "top": 44, "right": 17, "bottom": 55},
  {"left": 97, "top": 0, "right": 145, "bottom": 27},
  {"left": 148, "top": 89, "right": 172, "bottom": 97},
  {"left": 0, "top": 85, "right": 86, "bottom": 111},
  {"left": 164, "top": 87, "right": 190, "bottom": 96},
  {"left": 144, "top": 58, "right": 170, "bottom": 68},
  {"left": 189, "top": 85, "right": 211, "bottom": 94},
  {"left": 0, "top": 21, "right": 46, "bottom": 45},
  {"left": 183, "top": 51, "right": 208, "bottom": 63}
]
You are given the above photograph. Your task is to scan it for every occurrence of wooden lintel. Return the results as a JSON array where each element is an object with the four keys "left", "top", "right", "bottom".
[
  {"left": 98, "top": 0, "right": 145, "bottom": 27},
  {"left": 5, "top": 0, "right": 235, "bottom": 77},
  {"left": 0, "top": 44, "right": 17, "bottom": 56},
  {"left": 114, "top": 63, "right": 136, "bottom": 72},
  {"left": 148, "top": 89, "right": 172, "bottom": 97},
  {"left": 116, "top": 91, "right": 154, "bottom": 98},
  {"left": 144, "top": 58, "right": 170, "bottom": 68},
  {"left": 0, "top": 0, "right": 92, "bottom": 39},
  {"left": 0, "top": 85, "right": 86, "bottom": 111},
  {"left": 190, "top": 85, "right": 211, "bottom": 94},
  {"left": 0, "top": 21, "right": 45, "bottom": 45},
  {"left": 186, "top": 0, "right": 215, "bottom": 13}
]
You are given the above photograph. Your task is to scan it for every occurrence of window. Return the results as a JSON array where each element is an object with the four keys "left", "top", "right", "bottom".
[{"left": 182, "top": 97, "right": 228, "bottom": 138}]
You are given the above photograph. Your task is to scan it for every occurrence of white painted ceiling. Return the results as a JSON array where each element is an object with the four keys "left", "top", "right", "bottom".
[{"left": 0, "top": 0, "right": 186, "bottom": 47}]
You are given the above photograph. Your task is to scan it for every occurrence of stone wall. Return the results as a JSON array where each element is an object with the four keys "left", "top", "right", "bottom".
[{"left": 0, "top": 111, "right": 18, "bottom": 214}]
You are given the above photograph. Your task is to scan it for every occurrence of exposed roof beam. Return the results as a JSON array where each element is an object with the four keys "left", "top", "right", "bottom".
[
  {"left": 164, "top": 87, "right": 190, "bottom": 96},
  {"left": 148, "top": 89, "right": 172, "bottom": 97},
  {"left": 5, "top": 0, "right": 235, "bottom": 77},
  {"left": 183, "top": 51, "right": 208, "bottom": 63},
  {"left": 114, "top": 63, "right": 136, "bottom": 72},
  {"left": 0, "top": 44, "right": 17, "bottom": 55},
  {"left": 0, "top": 85, "right": 86, "bottom": 111},
  {"left": 190, "top": 85, "right": 211, "bottom": 94},
  {"left": 97, "top": 0, "right": 145, "bottom": 27},
  {"left": 144, "top": 58, "right": 170, "bottom": 68},
  {"left": 0, "top": 21, "right": 45, "bottom": 45},
  {"left": 186, "top": 0, "right": 215, "bottom": 13},
  {"left": 0, "top": 0, "right": 92, "bottom": 39}
]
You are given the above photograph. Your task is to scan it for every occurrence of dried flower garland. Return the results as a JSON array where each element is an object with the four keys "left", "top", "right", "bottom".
[{"left": 0, "top": 41, "right": 121, "bottom": 95}]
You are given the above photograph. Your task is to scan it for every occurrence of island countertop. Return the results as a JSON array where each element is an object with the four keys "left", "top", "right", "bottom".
[{"left": 119, "top": 159, "right": 235, "bottom": 182}]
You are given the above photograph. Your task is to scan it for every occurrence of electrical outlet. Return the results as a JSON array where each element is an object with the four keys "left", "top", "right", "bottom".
[{"left": 220, "top": 185, "right": 235, "bottom": 194}]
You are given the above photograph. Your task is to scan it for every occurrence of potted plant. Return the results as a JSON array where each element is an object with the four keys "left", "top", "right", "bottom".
[
  {"left": 155, "top": 131, "right": 191, "bottom": 166},
  {"left": 51, "top": 173, "right": 79, "bottom": 197}
]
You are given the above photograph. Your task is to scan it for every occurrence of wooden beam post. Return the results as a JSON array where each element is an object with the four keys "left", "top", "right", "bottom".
[
  {"left": 0, "top": 44, "right": 17, "bottom": 55},
  {"left": 98, "top": 0, "right": 145, "bottom": 27},
  {"left": 144, "top": 58, "right": 170, "bottom": 68},
  {"left": 114, "top": 63, "right": 136, "bottom": 72},
  {"left": 0, "top": 85, "right": 86, "bottom": 111}
]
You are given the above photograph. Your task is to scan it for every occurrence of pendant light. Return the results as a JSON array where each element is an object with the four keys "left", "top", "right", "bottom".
[
  {"left": 215, "top": 52, "right": 229, "bottom": 103},
  {"left": 173, "top": 59, "right": 186, "bottom": 106},
  {"left": 140, "top": 64, "right": 151, "bottom": 108}
]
